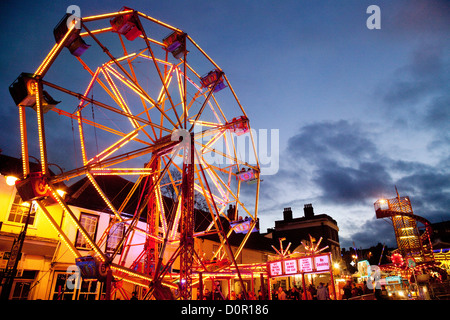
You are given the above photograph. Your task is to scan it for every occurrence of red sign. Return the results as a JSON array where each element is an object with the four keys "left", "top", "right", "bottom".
[
  {"left": 314, "top": 255, "right": 330, "bottom": 271},
  {"left": 299, "top": 257, "right": 313, "bottom": 273},
  {"left": 268, "top": 254, "right": 332, "bottom": 277},
  {"left": 269, "top": 261, "right": 282, "bottom": 277},
  {"left": 283, "top": 259, "right": 298, "bottom": 275}
]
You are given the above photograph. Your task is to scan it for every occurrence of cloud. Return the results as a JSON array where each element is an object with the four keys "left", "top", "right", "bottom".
[
  {"left": 389, "top": 0, "right": 450, "bottom": 36},
  {"left": 260, "top": 115, "right": 449, "bottom": 247},
  {"left": 341, "top": 217, "right": 397, "bottom": 249},
  {"left": 395, "top": 170, "right": 450, "bottom": 221},
  {"left": 313, "top": 162, "right": 392, "bottom": 205},
  {"left": 288, "top": 120, "right": 379, "bottom": 166},
  {"left": 286, "top": 120, "right": 392, "bottom": 205}
]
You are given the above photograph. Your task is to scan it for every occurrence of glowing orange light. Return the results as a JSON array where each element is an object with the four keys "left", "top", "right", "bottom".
[{"left": 86, "top": 172, "right": 123, "bottom": 222}]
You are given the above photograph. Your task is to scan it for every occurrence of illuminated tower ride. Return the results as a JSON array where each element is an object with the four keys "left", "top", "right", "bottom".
[
  {"left": 374, "top": 189, "right": 434, "bottom": 264},
  {"left": 9, "top": 7, "right": 260, "bottom": 299}
]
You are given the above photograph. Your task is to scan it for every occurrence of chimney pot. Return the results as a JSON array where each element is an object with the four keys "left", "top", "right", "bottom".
[
  {"left": 283, "top": 207, "right": 293, "bottom": 221},
  {"left": 304, "top": 203, "right": 314, "bottom": 218}
]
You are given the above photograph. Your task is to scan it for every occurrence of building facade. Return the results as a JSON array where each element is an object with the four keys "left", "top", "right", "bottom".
[{"left": 265, "top": 204, "right": 341, "bottom": 262}]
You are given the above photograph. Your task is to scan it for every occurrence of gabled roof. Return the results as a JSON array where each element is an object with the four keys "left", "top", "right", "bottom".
[
  {"left": 0, "top": 154, "right": 65, "bottom": 190},
  {"left": 0, "top": 154, "right": 44, "bottom": 176},
  {"left": 200, "top": 228, "right": 275, "bottom": 253},
  {"left": 66, "top": 175, "right": 141, "bottom": 215},
  {"left": 65, "top": 174, "right": 215, "bottom": 232}
]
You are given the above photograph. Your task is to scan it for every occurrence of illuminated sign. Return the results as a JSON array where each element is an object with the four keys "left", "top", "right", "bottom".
[
  {"left": 314, "top": 255, "right": 330, "bottom": 272},
  {"left": 283, "top": 259, "right": 298, "bottom": 275},
  {"left": 268, "top": 254, "right": 332, "bottom": 277},
  {"left": 269, "top": 261, "right": 282, "bottom": 277},
  {"left": 385, "top": 276, "right": 402, "bottom": 285},
  {"left": 299, "top": 257, "right": 313, "bottom": 273}
]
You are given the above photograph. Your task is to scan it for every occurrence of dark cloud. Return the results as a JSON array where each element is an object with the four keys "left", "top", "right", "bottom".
[
  {"left": 313, "top": 162, "right": 392, "bottom": 205},
  {"left": 423, "top": 95, "right": 450, "bottom": 130},
  {"left": 396, "top": 171, "right": 450, "bottom": 221},
  {"left": 341, "top": 217, "right": 397, "bottom": 249},
  {"left": 286, "top": 120, "right": 391, "bottom": 205}
]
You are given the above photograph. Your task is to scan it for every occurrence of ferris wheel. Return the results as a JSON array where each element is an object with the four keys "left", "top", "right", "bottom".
[{"left": 9, "top": 7, "right": 260, "bottom": 299}]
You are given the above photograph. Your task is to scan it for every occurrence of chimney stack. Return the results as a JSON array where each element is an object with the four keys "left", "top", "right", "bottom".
[
  {"left": 304, "top": 204, "right": 314, "bottom": 219},
  {"left": 283, "top": 207, "right": 293, "bottom": 221}
]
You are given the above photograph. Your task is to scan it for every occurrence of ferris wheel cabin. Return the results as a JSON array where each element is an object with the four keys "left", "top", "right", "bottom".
[
  {"left": 226, "top": 116, "right": 250, "bottom": 136},
  {"left": 200, "top": 69, "right": 226, "bottom": 92},
  {"left": 9, "top": 73, "right": 60, "bottom": 113},
  {"left": 163, "top": 31, "right": 187, "bottom": 59},
  {"left": 53, "top": 13, "right": 90, "bottom": 57},
  {"left": 110, "top": 7, "right": 143, "bottom": 41}
]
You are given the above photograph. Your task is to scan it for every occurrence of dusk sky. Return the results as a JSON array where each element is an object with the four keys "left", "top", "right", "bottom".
[{"left": 1, "top": 0, "right": 449, "bottom": 249}]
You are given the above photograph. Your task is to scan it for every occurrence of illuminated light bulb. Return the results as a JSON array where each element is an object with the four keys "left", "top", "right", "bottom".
[
  {"left": 6, "top": 175, "right": 19, "bottom": 186},
  {"left": 56, "top": 189, "right": 66, "bottom": 197}
]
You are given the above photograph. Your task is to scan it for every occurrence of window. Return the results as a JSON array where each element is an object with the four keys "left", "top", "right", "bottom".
[
  {"left": 10, "top": 281, "right": 32, "bottom": 300},
  {"left": 52, "top": 272, "right": 76, "bottom": 300},
  {"left": 8, "top": 193, "right": 37, "bottom": 225},
  {"left": 51, "top": 272, "right": 101, "bottom": 300},
  {"left": 78, "top": 280, "right": 99, "bottom": 300},
  {"left": 106, "top": 221, "right": 125, "bottom": 254},
  {"left": 75, "top": 212, "right": 99, "bottom": 250}
]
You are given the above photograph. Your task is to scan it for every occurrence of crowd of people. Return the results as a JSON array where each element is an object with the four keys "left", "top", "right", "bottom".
[
  {"left": 196, "top": 280, "right": 338, "bottom": 300},
  {"left": 272, "top": 282, "right": 332, "bottom": 300}
]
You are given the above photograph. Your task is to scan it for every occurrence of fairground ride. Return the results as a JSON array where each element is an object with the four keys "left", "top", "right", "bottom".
[
  {"left": 9, "top": 7, "right": 260, "bottom": 300},
  {"left": 374, "top": 188, "right": 434, "bottom": 265}
]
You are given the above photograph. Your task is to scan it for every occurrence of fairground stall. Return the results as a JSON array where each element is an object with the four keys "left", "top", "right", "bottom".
[{"left": 268, "top": 251, "right": 337, "bottom": 300}]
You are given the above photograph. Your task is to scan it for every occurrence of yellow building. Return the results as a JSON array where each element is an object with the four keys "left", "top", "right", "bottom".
[{"left": 0, "top": 154, "right": 163, "bottom": 299}]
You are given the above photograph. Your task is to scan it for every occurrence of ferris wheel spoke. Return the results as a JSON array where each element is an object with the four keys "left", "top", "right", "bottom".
[
  {"left": 75, "top": 59, "right": 125, "bottom": 112},
  {"left": 101, "top": 67, "right": 140, "bottom": 129},
  {"left": 86, "top": 126, "right": 143, "bottom": 164},
  {"left": 43, "top": 79, "right": 172, "bottom": 134},
  {"left": 138, "top": 24, "right": 184, "bottom": 130},
  {"left": 86, "top": 171, "right": 122, "bottom": 220},
  {"left": 103, "top": 61, "right": 169, "bottom": 142},
  {"left": 82, "top": 22, "right": 137, "bottom": 84},
  {"left": 201, "top": 160, "right": 255, "bottom": 220}
]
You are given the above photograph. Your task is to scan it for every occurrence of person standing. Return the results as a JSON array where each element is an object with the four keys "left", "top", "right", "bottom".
[
  {"left": 277, "top": 286, "right": 287, "bottom": 300},
  {"left": 317, "top": 282, "right": 329, "bottom": 300},
  {"left": 342, "top": 281, "right": 352, "bottom": 300}
]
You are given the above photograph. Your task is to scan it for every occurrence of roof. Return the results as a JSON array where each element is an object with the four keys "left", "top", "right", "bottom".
[
  {"left": 66, "top": 174, "right": 216, "bottom": 232},
  {"left": 274, "top": 213, "right": 338, "bottom": 228},
  {"left": 200, "top": 227, "right": 275, "bottom": 253},
  {"left": 0, "top": 154, "right": 42, "bottom": 176},
  {"left": 66, "top": 174, "right": 141, "bottom": 214},
  {"left": 0, "top": 154, "right": 65, "bottom": 189}
]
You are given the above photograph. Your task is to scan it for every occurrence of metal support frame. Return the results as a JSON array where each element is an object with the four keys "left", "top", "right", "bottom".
[{"left": 179, "top": 133, "right": 195, "bottom": 299}]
